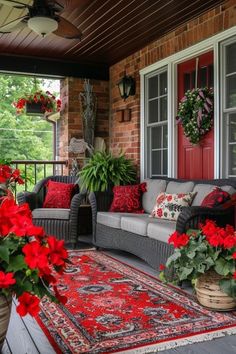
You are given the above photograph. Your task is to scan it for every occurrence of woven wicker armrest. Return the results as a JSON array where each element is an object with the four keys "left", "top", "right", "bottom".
[
  {"left": 176, "top": 205, "right": 234, "bottom": 234},
  {"left": 17, "top": 191, "right": 38, "bottom": 210}
]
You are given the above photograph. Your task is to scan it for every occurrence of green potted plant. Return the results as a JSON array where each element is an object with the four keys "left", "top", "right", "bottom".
[
  {"left": 13, "top": 90, "right": 61, "bottom": 115},
  {"left": 160, "top": 220, "right": 236, "bottom": 310},
  {"left": 79, "top": 151, "right": 137, "bottom": 192}
]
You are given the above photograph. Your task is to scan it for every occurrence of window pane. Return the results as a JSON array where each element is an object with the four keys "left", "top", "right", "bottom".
[
  {"left": 226, "top": 42, "right": 236, "bottom": 74},
  {"left": 163, "top": 124, "right": 168, "bottom": 148},
  {"left": 148, "top": 76, "right": 158, "bottom": 99},
  {"left": 160, "top": 72, "right": 167, "bottom": 95},
  {"left": 148, "top": 99, "right": 158, "bottom": 123},
  {"left": 226, "top": 74, "right": 236, "bottom": 108},
  {"left": 191, "top": 70, "right": 196, "bottom": 89},
  {"left": 184, "top": 73, "right": 191, "bottom": 92},
  {"left": 152, "top": 150, "right": 161, "bottom": 175},
  {"left": 160, "top": 97, "right": 167, "bottom": 121},
  {"left": 229, "top": 114, "right": 236, "bottom": 142},
  {"left": 151, "top": 126, "right": 162, "bottom": 149},
  {"left": 229, "top": 145, "right": 236, "bottom": 176},
  {"left": 209, "top": 64, "right": 214, "bottom": 88},
  {"left": 199, "top": 67, "right": 207, "bottom": 88},
  {"left": 163, "top": 150, "right": 167, "bottom": 175}
]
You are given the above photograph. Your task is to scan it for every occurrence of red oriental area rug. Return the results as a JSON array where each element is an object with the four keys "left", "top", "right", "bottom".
[{"left": 36, "top": 250, "right": 236, "bottom": 353}]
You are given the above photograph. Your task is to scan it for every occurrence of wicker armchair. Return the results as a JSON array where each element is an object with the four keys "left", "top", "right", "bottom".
[{"left": 17, "top": 176, "right": 86, "bottom": 247}]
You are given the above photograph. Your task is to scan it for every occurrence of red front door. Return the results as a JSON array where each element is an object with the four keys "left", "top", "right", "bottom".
[{"left": 177, "top": 51, "right": 214, "bottom": 179}]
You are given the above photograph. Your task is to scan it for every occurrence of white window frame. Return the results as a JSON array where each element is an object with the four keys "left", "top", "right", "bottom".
[
  {"left": 220, "top": 35, "right": 236, "bottom": 178},
  {"left": 140, "top": 25, "right": 236, "bottom": 181},
  {"left": 144, "top": 67, "right": 168, "bottom": 178}
]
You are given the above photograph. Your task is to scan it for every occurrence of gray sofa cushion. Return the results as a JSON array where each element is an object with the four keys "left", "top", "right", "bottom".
[
  {"left": 192, "top": 184, "right": 236, "bottom": 206},
  {"left": 32, "top": 208, "right": 70, "bottom": 220},
  {"left": 221, "top": 185, "right": 236, "bottom": 195},
  {"left": 97, "top": 212, "right": 147, "bottom": 229},
  {"left": 191, "top": 184, "right": 215, "bottom": 206},
  {"left": 142, "top": 179, "right": 167, "bottom": 214},
  {"left": 166, "top": 181, "right": 194, "bottom": 193},
  {"left": 121, "top": 215, "right": 150, "bottom": 236},
  {"left": 147, "top": 219, "right": 176, "bottom": 243}
]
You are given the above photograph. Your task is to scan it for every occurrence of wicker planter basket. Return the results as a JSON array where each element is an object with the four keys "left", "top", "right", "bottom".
[
  {"left": 0, "top": 295, "right": 12, "bottom": 351},
  {"left": 195, "top": 271, "right": 236, "bottom": 311}
]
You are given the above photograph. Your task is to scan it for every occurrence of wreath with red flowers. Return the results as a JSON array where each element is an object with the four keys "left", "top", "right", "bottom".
[{"left": 176, "top": 87, "right": 214, "bottom": 144}]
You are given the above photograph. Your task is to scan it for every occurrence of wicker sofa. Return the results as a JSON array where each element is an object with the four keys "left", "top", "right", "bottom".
[{"left": 89, "top": 178, "right": 236, "bottom": 269}]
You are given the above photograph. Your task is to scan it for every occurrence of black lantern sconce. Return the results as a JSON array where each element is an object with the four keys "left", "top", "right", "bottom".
[{"left": 117, "top": 75, "right": 136, "bottom": 101}]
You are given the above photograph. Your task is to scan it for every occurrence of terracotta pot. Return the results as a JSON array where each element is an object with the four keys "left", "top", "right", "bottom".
[
  {"left": 195, "top": 270, "right": 236, "bottom": 311},
  {"left": 0, "top": 295, "right": 12, "bottom": 351}
]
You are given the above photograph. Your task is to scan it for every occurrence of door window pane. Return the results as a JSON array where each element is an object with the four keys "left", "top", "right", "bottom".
[
  {"left": 226, "top": 74, "right": 236, "bottom": 108},
  {"left": 148, "top": 99, "right": 158, "bottom": 123},
  {"left": 184, "top": 73, "right": 191, "bottom": 92},
  {"left": 199, "top": 67, "right": 207, "bottom": 87},
  {"left": 163, "top": 150, "right": 167, "bottom": 175}
]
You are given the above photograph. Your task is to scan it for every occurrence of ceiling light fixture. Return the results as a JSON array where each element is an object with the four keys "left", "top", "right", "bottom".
[{"left": 28, "top": 16, "right": 58, "bottom": 37}]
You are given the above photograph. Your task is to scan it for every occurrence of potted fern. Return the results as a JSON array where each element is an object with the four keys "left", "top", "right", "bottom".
[{"left": 79, "top": 152, "right": 136, "bottom": 192}]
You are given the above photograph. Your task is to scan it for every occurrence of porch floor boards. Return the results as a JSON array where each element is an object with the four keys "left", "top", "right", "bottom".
[{"left": 3, "top": 245, "right": 236, "bottom": 354}]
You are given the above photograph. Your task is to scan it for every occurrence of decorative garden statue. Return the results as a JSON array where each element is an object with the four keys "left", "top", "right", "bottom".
[{"left": 79, "top": 79, "right": 97, "bottom": 156}]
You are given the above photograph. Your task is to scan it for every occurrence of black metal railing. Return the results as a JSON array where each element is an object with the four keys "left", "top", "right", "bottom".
[{"left": 11, "top": 160, "right": 68, "bottom": 194}]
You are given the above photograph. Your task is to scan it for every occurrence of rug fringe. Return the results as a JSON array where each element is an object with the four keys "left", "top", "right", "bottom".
[{"left": 118, "top": 327, "right": 236, "bottom": 353}]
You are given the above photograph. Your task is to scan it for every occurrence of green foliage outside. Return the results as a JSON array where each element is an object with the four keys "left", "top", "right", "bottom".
[{"left": 0, "top": 74, "right": 59, "bottom": 191}]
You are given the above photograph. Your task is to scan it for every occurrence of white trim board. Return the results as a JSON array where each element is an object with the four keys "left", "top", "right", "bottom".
[{"left": 140, "top": 25, "right": 236, "bottom": 179}]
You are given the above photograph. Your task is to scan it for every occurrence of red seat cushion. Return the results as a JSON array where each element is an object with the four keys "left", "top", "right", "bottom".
[
  {"left": 43, "top": 180, "right": 76, "bottom": 209},
  {"left": 201, "top": 187, "right": 230, "bottom": 208},
  {"left": 109, "top": 183, "right": 147, "bottom": 213}
]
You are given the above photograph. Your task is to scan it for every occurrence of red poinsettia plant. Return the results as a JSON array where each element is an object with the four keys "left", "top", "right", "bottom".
[
  {"left": 13, "top": 90, "right": 61, "bottom": 115},
  {"left": 0, "top": 165, "right": 68, "bottom": 317},
  {"left": 160, "top": 220, "right": 236, "bottom": 299}
]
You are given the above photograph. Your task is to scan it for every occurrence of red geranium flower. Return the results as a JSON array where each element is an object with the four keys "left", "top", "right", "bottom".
[
  {"left": 23, "top": 241, "right": 49, "bottom": 270},
  {"left": 0, "top": 271, "right": 16, "bottom": 288},
  {"left": 159, "top": 264, "right": 165, "bottom": 271},
  {"left": 17, "top": 292, "right": 40, "bottom": 317},
  {"left": 53, "top": 285, "right": 67, "bottom": 305},
  {"left": 48, "top": 236, "right": 68, "bottom": 267}
]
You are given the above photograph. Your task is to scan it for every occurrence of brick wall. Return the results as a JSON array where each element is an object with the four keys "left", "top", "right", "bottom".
[
  {"left": 58, "top": 77, "right": 109, "bottom": 168},
  {"left": 109, "top": 0, "right": 236, "bottom": 170}
]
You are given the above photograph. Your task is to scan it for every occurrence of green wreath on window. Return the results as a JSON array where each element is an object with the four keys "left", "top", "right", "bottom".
[{"left": 176, "top": 87, "right": 214, "bottom": 145}]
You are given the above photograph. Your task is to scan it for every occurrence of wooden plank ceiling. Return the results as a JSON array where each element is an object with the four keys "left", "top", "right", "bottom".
[{"left": 0, "top": 0, "right": 225, "bottom": 67}]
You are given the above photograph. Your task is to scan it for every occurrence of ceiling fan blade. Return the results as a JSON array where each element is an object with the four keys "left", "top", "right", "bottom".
[
  {"left": 53, "top": 16, "right": 82, "bottom": 39},
  {"left": 46, "top": 0, "right": 64, "bottom": 12},
  {"left": 0, "top": 16, "right": 27, "bottom": 33},
  {"left": 0, "top": 0, "right": 29, "bottom": 9}
]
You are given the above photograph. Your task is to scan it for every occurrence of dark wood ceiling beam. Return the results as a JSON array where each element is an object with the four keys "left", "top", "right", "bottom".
[{"left": 0, "top": 54, "right": 109, "bottom": 79}]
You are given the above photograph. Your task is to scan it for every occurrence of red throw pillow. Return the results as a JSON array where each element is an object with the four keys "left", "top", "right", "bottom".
[
  {"left": 201, "top": 187, "right": 230, "bottom": 208},
  {"left": 109, "top": 183, "right": 147, "bottom": 213},
  {"left": 43, "top": 180, "right": 76, "bottom": 209}
]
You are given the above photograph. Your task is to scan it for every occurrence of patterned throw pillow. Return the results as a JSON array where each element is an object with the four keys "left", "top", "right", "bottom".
[
  {"left": 151, "top": 192, "right": 196, "bottom": 221},
  {"left": 201, "top": 187, "right": 230, "bottom": 208},
  {"left": 43, "top": 180, "right": 76, "bottom": 209},
  {"left": 109, "top": 183, "right": 147, "bottom": 213}
]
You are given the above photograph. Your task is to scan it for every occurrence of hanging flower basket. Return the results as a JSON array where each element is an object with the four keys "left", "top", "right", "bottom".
[
  {"left": 25, "top": 102, "right": 45, "bottom": 116},
  {"left": 13, "top": 91, "right": 61, "bottom": 116},
  {"left": 176, "top": 87, "right": 214, "bottom": 145}
]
